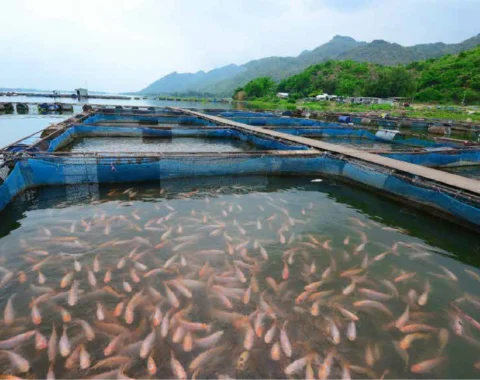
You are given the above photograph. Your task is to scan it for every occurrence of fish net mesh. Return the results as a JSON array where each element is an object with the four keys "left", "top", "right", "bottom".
[
  {"left": 0, "top": 150, "right": 478, "bottom": 229},
  {"left": 11, "top": 153, "right": 280, "bottom": 189}
]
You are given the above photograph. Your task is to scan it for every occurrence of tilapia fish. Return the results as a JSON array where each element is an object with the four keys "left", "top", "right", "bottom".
[{"left": 0, "top": 184, "right": 477, "bottom": 379}]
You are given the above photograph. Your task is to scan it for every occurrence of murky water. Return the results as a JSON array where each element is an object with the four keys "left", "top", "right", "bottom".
[
  {"left": 0, "top": 175, "right": 479, "bottom": 378},
  {"left": 60, "top": 137, "right": 260, "bottom": 153},
  {"left": 312, "top": 137, "right": 419, "bottom": 152},
  {"left": 442, "top": 166, "right": 480, "bottom": 180}
]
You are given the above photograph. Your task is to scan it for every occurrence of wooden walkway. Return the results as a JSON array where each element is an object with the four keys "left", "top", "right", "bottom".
[{"left": 172, "top": 107, "right": 480, "bottom": 196}]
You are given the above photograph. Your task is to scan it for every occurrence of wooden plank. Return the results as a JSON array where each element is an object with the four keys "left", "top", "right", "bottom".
[{"left": 173, "top": 107, "right": 480, "bottom": 195}]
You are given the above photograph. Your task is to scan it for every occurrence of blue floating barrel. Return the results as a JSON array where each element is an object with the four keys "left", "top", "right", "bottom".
[{"left": 338, "top": 115, "right": 351, "bottom": 124}]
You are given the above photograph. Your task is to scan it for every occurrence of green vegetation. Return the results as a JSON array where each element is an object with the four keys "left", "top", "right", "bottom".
[
  {"left": 276, "top": 61, "right": 416, "bottom": 99},
  {"left": 235, "top": 46, "right": 480, "bottom": 106},
  {"left": 335, "top": 33, "right": 480, "bottom": 65},
  {"left": 140, "top": 34, "right": 480, "bottom": 96},
  {"left": 410, "top": 49, "right": 480, "bottom": 103},
  {"left": 234, "top": 77, "right": 276, "bottom": 100}
]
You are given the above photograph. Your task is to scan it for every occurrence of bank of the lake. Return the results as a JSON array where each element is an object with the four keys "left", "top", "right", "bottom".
[{"left": 239, "top": 99, "right": 480, "bottom": 123}]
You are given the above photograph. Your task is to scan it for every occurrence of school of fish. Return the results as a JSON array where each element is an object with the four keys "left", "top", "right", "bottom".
[{"left": 0, "top": 184, "right": 480, "bottom": 379}]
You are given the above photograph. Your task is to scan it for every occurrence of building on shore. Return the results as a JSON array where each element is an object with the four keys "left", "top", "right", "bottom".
[{"left": 75, "top": 88, "right": 88, "bottom": 98}]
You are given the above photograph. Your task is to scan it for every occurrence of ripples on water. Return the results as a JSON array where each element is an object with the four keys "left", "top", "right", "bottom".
[
  {"left": 60, "top": 137, "right": 260, "bottom": 153},
  {"left": 0, "top": 176, "right": 480, "bottom": 379}
]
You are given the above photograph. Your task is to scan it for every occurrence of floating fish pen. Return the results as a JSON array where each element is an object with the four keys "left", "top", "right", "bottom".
[
  {"left": 316, "top": 111, "right": 480, "bottom": 135},
  {"left": 1, "top": 107, "right": 479, "bottom": 227},
  {"left": 1, "top": 107, "right": 480, "bottom": 378},
  {"left": 443, "top": 165, "right": 480, "bottom": 180}
]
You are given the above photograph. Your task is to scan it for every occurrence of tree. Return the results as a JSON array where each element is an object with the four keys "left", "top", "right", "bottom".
[
  {"left": 388, "top": 67, "right": 416, "bottom": 96},
  {"left": 232, "top": 46, "right": 480, "bottom": 104},
  {"left": 243, "top": 77, "right": 276, "bottom": 99}
]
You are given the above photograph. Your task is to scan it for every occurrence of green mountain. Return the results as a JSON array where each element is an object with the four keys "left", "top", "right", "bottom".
[
  {"left": 296, "top": 36, "right": 367, "bottom": 66},
  {"left": 249, "top": 45, "right": 480, "bottom": 103},
  {"left": 336, "top": 34, "right": 480, "bottom": 65},
  {"left": 412, "top": 46, "right": 480, "bottom": 102},
  {"left": 140, "top": 64, "right": 245, "bottom": 95},
  {"left": 140, "top": 36, "right": 365, "bottom": 95},
  {"left": 139, "top": 34, "right": 480, "bottom": 96}
]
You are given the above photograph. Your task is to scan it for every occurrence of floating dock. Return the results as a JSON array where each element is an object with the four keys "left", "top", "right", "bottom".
[
  {"left": 173, "top": 107, "right": 480, "bottom": 192},
  {"left": 0, "top": 106, "right": 479, "bottom": 230}
]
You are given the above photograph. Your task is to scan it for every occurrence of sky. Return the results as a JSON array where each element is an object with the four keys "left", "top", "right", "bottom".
[{"left": 0, "top": 0, "right": 479, "bottom": 93}]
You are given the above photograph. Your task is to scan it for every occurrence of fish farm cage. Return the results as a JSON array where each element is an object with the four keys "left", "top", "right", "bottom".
[
  {"left": 3, "top": 104, "right": 480, "bottom": 379},
  {"left": 1, "top": 106, "right": 480, "bottom": 230}
]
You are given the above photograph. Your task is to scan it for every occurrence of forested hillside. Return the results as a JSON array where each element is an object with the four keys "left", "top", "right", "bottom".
[
  {"left": 235, "top": 46, "right": 480, "bottom": 104},
  {"left": 140, "top": 34, "right": 480, "bottom": 96}
]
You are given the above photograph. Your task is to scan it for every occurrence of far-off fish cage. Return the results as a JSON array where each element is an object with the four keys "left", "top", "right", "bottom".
[{"left": 1, "top": 106, "right": 479, "bottom": 230}]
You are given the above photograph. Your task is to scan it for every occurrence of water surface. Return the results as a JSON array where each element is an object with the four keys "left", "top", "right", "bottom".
[
  {"left": 442, "top": 166, "right": 480, "bottom": 180},
  {"left": 0, "top": 176, "right": 479, "bottom": 378},
  {"left": 0, "top": 95, "right": 233, "bottom": 110},
  {"left": 59, "top": 136, "right": 260, "bottom": 153},
  {"left": 0, "top": 114, "right": 68, "bottom": 148}
]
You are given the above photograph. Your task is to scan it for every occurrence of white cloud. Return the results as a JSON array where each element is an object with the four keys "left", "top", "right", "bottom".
[{"left": 0, "top": 0, "right": 478, "bottom": 92}]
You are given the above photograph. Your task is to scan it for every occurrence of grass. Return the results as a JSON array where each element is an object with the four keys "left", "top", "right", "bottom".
[{"left": 238, "top": 99, "right": 480, "bottom": 122}]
